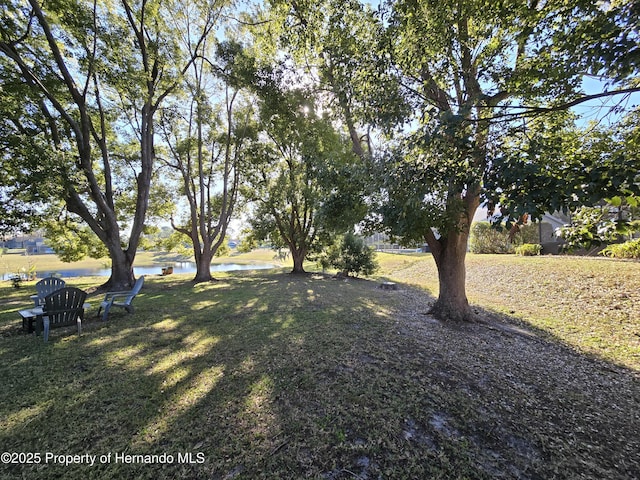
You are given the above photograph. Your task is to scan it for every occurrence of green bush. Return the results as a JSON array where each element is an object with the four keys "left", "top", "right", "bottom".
[
  {"left": 236, "top": 229, "right": 258, "bottom": 254},
  {"left": 515, "top": 243, "right": 542, "bottom": 256},
  {"left": 469, "top": 222, "right": 539, "bottom": 254},
  {"left": 469, "top": 222, "right": 511, "bottom": 253},
  {"left": 321, "top": 232, "right": 379, "bottom": 277},
  {"left": 600, "top": 238, "right": 640, "bottom": 259}
]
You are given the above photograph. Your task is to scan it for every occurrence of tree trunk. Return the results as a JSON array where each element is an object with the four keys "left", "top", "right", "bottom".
[
  {"left": 102, "top": 247, "right": 136, "bottom": 292},
  {"left": 193, "top": 246, "right": 214, "bottom": 283},
  {"left": 291, "top": 248, "right": 306, "bottom": 274},
  {"left": 193, "top": 258, "right": 213, "bottom": 282},
  {"left": 427, "top": 228, "right": 476, "bottom": 322}
]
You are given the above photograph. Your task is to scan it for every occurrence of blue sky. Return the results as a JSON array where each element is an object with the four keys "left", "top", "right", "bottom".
[{"left": 575, "top": 77, "right": 639, "bottom": 127}]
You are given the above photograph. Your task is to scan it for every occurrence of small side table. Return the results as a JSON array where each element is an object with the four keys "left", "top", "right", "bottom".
[{"left": 19, "top": 308, "right": 43, "bottom": 333}]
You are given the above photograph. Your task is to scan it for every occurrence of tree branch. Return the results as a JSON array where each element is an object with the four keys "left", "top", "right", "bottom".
[{"left": 484, "top": 87, "right": 640, "bottom": 123}]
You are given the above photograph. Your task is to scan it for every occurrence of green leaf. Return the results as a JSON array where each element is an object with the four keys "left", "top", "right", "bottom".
[{"left": 607, "top": 196, "right": 623, "bottom": 207}]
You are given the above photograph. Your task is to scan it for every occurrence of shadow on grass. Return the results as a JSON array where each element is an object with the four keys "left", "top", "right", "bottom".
[{"left": 0, "top": 273, "right": 638, "bottom": 479}]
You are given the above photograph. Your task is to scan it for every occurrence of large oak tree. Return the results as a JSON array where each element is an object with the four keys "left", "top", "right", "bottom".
[
  {"left": 268, "top": 0, "right": 640, "bottom": 321},
  {"left": 377, "top": 0, "right": 640, "bottom": 321}
]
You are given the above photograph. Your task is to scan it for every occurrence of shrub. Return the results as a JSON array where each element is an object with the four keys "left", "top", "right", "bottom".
[
  {"left": 600, "top": 238, "right": 640, "bottom": 259},
  {"left": 557, "top": 200, "right": 640, "bottom": 252},
  {"left": 469, "top": 222, "right": 539, "bottom": 254},
  {"left": 322, "top": 233, "right": 379, "bottom": 277},
  {"left": 469, "top": 222, "right": 512, "bottom": 254},
  {"left": 515, "top": 243, "right": 542, "bottom": 256},
  {"left": 236, "top": 230, "right": 258, "bottom": 254}
]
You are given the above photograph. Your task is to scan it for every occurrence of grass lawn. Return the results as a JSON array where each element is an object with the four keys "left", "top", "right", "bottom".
[
  {"left": 0, "top": 253, "right": 638, "bottom": 479},
  {"left": 376, "top": 252, "right": 640, "bottom": 370}
]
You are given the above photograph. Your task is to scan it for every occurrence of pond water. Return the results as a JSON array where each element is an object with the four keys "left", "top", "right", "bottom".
[{"left": 37, "top": 262, "right": 276, "bottom": 278}]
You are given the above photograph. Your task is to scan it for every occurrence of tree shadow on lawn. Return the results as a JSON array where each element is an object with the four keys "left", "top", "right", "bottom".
[{"left": 0, "top": 273, "right": 638, "bottom": 479}]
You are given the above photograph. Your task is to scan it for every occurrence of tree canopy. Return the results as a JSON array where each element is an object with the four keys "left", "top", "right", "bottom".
[
  {"left": 245, "top": 77, "right": 365, "bottom": 273},
  {"left": 1, "top": 0, "right": 638, "bottom": 317},
  {"left": 0, "top": 0, "right": 230, "bottom": 289}
]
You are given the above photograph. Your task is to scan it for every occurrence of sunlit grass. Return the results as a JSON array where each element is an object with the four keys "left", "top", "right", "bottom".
[
  {"left": 105, "top": 344, "right": 148, "bottom": 369},
  {"left": 376, "top": 252, "right": 640, "bottom": 370},
  {"left": 0, "top": 401, "right": 51, "bottom": 433}
]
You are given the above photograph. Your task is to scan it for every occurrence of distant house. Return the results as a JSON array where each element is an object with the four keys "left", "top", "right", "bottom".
[
  {"left": 363, "top": 232, "right": 403, "bottom": 252},
  {"left": 2, "top": 234, "right": 54, "bottom": 254},
  {"left": 4, "top": 236, "right": 27, "bottom": 249},
  {"left": 25, "top": 237, "right": 55, "bottom": 254},
  {"left": 24, "top": 239, "right": 37, "bottom": 254},
  {"left": 539, "top": 212, "right": 571, "bottom": 254}
]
